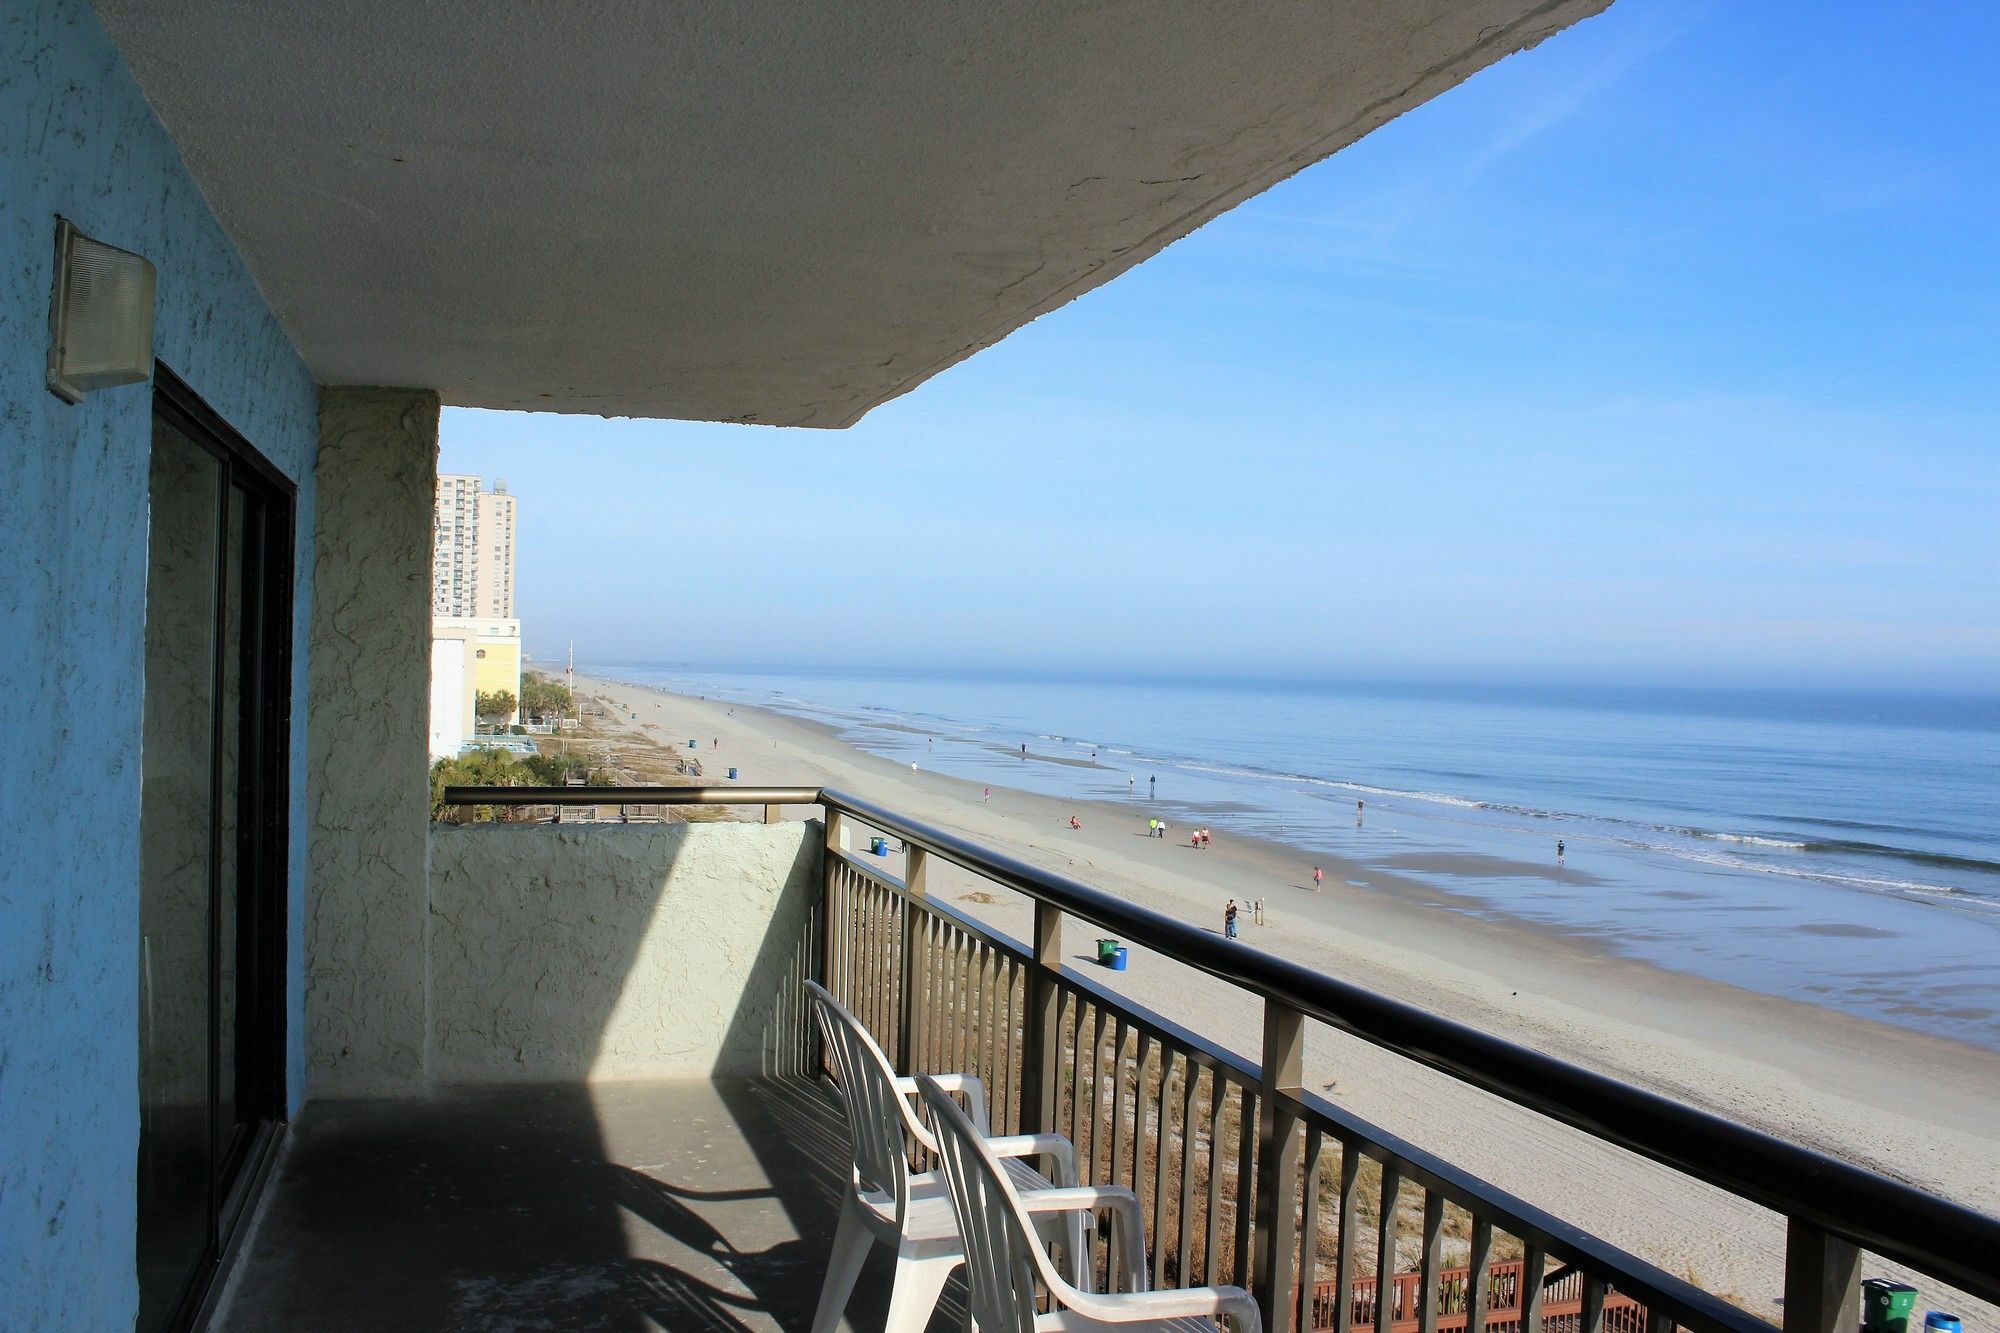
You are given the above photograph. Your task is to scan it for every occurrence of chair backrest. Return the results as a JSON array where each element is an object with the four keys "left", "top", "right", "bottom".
[
  {"left": 918, "top": 1074, "right": 1054, "bottom": 1333},
  {"left": 806, "top": 980, "right": 914, "bottom": 1220}
]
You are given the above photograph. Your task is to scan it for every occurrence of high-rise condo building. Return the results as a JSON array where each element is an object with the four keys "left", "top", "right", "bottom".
[{"left": 432, "top": 474, "right": 516, "bottom": 617}]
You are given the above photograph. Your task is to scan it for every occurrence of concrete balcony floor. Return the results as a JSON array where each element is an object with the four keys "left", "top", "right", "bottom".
[{"left": 220, "top": 1078, "right": 952, "bottom": 1332}]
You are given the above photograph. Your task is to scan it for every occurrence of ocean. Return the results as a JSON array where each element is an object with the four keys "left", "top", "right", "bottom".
[{"left": 612, "top": 665, "right": 2000, "bottom": 1050}]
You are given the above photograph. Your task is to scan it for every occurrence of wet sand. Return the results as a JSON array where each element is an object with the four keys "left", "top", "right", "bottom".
[{"left": 579, "top": 673, "right": 2000, "bottom": 1320}]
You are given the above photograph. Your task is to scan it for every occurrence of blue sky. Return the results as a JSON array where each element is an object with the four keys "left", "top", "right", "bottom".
[{"left": 443, "top": 0, "right": 1999, "bottom": 691}]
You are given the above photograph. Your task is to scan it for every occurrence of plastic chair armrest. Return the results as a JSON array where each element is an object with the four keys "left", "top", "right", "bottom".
[
  {"left": 896, "top": 1072, "right": 992, "bottom": 1134},
  {"left": 1047, "top": 1282, "right": 1261, "bottom": 1331},
  {"left": 1018, "top": 1185, "right": 1146, "bottom": 1291},
  {"left": 984, "top": 1133, "right": 1079, "bottom": 1186}
]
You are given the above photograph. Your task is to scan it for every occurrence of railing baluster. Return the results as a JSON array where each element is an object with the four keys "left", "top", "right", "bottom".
[
  {"left": 1003, "top": 959, "right": 1022, "bottom": 1133},
  {"left": 1297, "top": 1125, "right": 1327, "bottom": 1333},
  {"left": 1521, "top": 1245, "right": 1545, "bottom": 1333},
  {"left": 863, "top": 879, "right": 882, "bottom": 1040},
  {"left": 1205, "top": 1071, "right": 1226, "bottom": 1285},
  {"left": 1177, "top": 1061, "right": 1200, "bottom": 1288},
  {"left": 952, "top": 930, "right": 972, "bottom": 1076},
  {"left": 985, "top": 947, "right": 1003, "bottom": 1091},
  {"left": 897, "top": 848, "right": 928, "bottom": 1074},
  {"left": 1081, "top": 1003, "right": 1105, "bottom": 1183},
  {"left": 1374, "top": 1159, "right": 1403, "bottom": 1333},
  {"left": 1153, "top": 1046, "right": 1177, "bottom": 1291},
  {"left": 1581, "top": 1272, "right": 1606, "bottom": 1333},
  {"left": 968, "top": 941, "right": 990, "bottom": 1084},
  {"left": 928, "top": 915, "right": 949, "bottom": 1074},
  {"left": 1110, "top": 1018, "right": 1131, "bottom": 1189},
  {"left": 1234, "top": 1080, "right": 1258, "bottom": 1286},
  {"left": 1334, "top": 1145, "right": 1361, "bottom": 1333},
  {"left": 1018, "top": 901, "right": 1061, "bottom": 1137},
  {"left": 1254, "top": 1000, "right": 1306, "bottom": 1332},
  {"left": 1782, "top": 1219, "right": 1861, "bottom": 1333},
  {"left": 1467, "top": 1217, "right": 1494, "bottom": 1333},
  {"left": 1418, "top": 1192, "right": 1444, "bottom": 1333}
]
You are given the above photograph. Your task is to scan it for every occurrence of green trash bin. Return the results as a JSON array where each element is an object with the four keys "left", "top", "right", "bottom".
[
  {"left": 1863, "top": 1280, "right": 1919, "bottom": 1333},
  {"left": 1096, "top": 938, "right": 1120, "bottom": 964}
]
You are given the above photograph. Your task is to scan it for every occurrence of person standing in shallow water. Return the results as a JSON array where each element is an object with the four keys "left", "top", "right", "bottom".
[
  {"left": 1557, "top": 839, "right": 1565, "bottom": 863},
  {"left": 1150, "top": 775, "right": 1156, "bottom": 798},
  {"left": 1224, "top": 899, "right": 1239, "bottom": 939}
]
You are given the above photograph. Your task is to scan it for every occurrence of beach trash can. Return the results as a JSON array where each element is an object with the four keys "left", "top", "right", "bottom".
[
  {"left": 1923, "top": 1314, "right": 1960, "bottom": 1333},
  {"left": 1864, "top": 1281, "right": 1919, "bottom": 1333},
  {"left": 1096, "top": 938, "right": 1119, "bottom": 964},
  {"left": 727, "top": 767, "right": 738, "bottom": 780},
  {"left": 1109, "top": 946, "right": 1129, "bottom": 971},
  {"left": 870, "top": 836, "right": 888, "bottom": 856},
  {"left": 687, "top": 739, "right": 697, "bottom": 749}
]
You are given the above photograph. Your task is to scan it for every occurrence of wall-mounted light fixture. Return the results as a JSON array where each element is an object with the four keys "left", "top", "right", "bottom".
[{"left": 47, "top": 217, "right": 157, "bottom": 405}]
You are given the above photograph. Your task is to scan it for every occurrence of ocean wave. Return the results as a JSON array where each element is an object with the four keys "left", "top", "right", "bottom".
[
  {"left": 1634, "top": 844, "right": 1993, "bottom": 909},
  {"left": 1153, "top": 758, "right": 1997, "bottom": 890},
  {"left": 1691, "top": 831, "right": 1809, "bottom": 850}
]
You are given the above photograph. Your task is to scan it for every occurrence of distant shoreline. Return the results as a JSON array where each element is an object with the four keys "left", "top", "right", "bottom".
[{"left": 574, "top": 668, "right": 2000, "bottom": 1320}]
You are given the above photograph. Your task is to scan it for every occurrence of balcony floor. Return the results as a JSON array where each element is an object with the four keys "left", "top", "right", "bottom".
[{"left": 219, "top": 1078, "right": 955, "bottom": 1332}]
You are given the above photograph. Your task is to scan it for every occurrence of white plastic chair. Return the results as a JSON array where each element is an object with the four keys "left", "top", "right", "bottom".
[
  {"left": 918, "top": 1072, "right": 1262, "bottom": 1333},
  {"left": 807, "top": 980, "right": 1087, "bottom": 1333}
]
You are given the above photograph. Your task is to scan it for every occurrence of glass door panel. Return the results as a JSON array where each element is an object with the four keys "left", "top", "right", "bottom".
[
  {"left": 136, "top": 417, "right": 224, "bottom": 1333},
  {"left": 137, "top": 369, "right": 294, "bottom": 1333}
]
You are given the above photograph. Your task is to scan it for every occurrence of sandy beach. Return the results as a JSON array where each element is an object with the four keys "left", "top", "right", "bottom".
[{"left": 576, "top": 672, "right": 1999, "bottom": 1320}]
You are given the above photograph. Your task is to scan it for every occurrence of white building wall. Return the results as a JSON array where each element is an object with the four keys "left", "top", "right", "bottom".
[{"left": 428, "top": 637, "right": 469, "bottom": 761}]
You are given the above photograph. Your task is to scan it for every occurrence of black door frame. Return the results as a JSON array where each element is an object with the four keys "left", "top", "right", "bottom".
[{"left": 146, "top": 364, "right": 295, "bottom": 1332}]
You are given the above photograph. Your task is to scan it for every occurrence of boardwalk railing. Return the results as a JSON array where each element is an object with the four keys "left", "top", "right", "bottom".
[
  {"left": 1322, "top": 1259, "right": 1646, "bottom": 1333},
  {"left": 440, "top": 784, "right": 2000, "bottom": 1333}
]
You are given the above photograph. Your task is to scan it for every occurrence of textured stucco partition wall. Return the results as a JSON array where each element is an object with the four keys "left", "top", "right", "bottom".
[
  {"left": 427, "top": 822, "right": 821, "bottom": 1082},
  {"left": 0, "top": 1, "right": 318, "bottom": 1326},
  {"left": 305, "top": 388, "right": 439, "bottom": 1096}
]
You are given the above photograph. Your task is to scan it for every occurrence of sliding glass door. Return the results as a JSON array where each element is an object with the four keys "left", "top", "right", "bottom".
[{"left": 136, "top": 369, "right": 293, "bottom": 1333}]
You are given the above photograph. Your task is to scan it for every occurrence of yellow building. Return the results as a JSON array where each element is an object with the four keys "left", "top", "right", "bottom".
[{"left": 429, "top": 617, "right": 521, "bottom": 757}]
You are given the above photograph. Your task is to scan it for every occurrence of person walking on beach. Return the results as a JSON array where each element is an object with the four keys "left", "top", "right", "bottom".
[
  {"left": 983, "top": 787, "right": 991, "bottom": 802},
  {"left": 1557, "top": 839, "right": 1565, "bottom": 863},
  {"left": 1224, "top": 899, "right": 1239, "bottom": 939},
  {"left": 1313, "top": 865, "right": 1323, "bottom": 890}
]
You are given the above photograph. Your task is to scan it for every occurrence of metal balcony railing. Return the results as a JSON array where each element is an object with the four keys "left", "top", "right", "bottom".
[{"left": 440, "top": 784, "right": 2000, "bottom": 1333}]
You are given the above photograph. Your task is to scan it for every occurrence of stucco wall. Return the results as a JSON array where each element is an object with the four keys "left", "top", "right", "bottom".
[
  {"left": 0, "top": 1, "right": 319, "bottom": 1326},
  {"left": 427, "top": 822, "right": 820, "bottom": 1083},
  {"left": 305, "top": 387, "right": 440, "bottom": 1097}
]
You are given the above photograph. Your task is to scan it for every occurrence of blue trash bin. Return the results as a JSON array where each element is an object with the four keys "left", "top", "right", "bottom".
[
  {"left": 1925, "top": 1315, "right": 1961, "bottom": 1333},
  {"left": 1109, "top": 946, "right": 1129, "bottom": 971},
  {"left": 727, "top": 767, "right": 738, "bottom": 780},
  {"left": 870, "top": 836, "right": 888, "bottom": 856}
]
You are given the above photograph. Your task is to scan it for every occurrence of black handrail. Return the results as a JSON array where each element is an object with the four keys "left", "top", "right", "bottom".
[{"left": 437, "top": 782, "right": 2000, "bottom": 1301}]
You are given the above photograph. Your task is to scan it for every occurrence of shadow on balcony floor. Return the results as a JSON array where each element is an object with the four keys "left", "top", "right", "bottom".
[{"left": 219, "top": 1077, "right": 962, "bottom": 1332}]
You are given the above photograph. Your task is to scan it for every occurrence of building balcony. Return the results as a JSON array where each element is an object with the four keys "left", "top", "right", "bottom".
[{"left": 209, "top": 787, "right": 1997, "bottom": 1333}]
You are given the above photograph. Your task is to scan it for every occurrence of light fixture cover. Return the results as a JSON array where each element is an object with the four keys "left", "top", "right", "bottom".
[{"left": 47, "top": 218, "right": 157, "bottom": 405}]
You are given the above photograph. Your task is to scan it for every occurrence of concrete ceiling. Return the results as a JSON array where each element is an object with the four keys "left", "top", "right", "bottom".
[{"left": 96, "top": 1, "right": 1609, "bottom": 426}]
